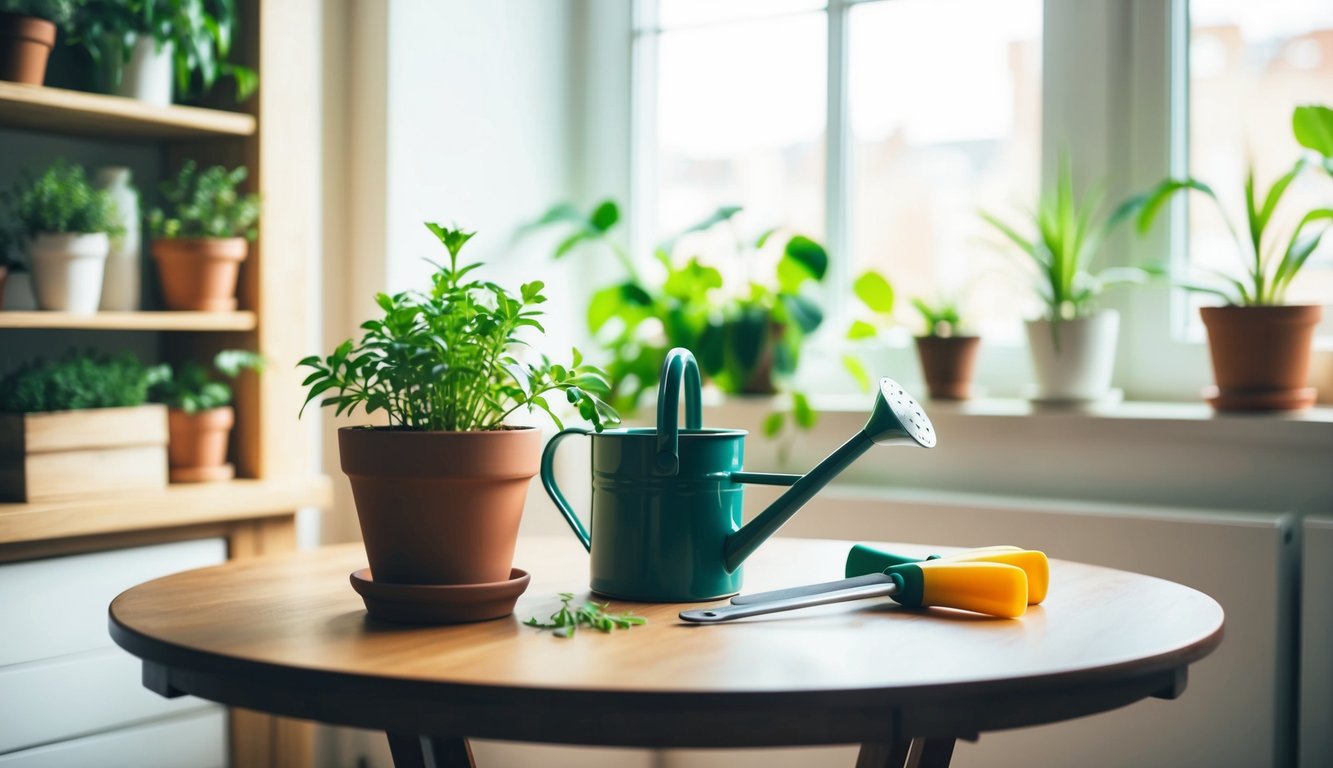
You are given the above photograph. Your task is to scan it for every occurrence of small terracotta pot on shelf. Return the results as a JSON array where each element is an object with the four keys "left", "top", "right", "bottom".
[
  {"left": 151, "top": 237, "right": 248, "bottom": 311},
  {"left": 0, "top": 13, "right": 56, "bottom": 85},
  {"left": 167, "top": 406, "right": 236, "bottom": 483},
  {"left": 1200, "top": 304, "right": 1321, "bottom": 412},
  {"left": 914, "top": 335, "right": 981, "bottom": 400}
]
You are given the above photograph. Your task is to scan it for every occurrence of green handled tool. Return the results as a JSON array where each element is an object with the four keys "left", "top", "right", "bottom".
[
  {"left": 678, "top": 560, "right": 1030, "bottom": 623},
  {"left": 730, "top": 545, "right": 1049, "bottom": 606}
]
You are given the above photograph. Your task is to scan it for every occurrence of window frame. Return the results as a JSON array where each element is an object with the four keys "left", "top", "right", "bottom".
[{"left": 616, "top": 0, "right": 1324, "bottom": 402}]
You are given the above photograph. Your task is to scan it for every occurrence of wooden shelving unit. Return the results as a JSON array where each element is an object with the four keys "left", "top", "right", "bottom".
[
  {"left": 0, "top": 81, "right": 256, "bottom": 140},
  {"left": 0, "top": 311, "right": 257, "bottom": 331},
  {"left": 0, "top": 3, "right": 324, "bottom": 765}
]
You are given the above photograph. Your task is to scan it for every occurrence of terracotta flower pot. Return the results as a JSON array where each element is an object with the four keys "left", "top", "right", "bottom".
[
  {"left": 914, "top": 335, "right": 981, "bottom": 400},
  {"left": 167, "top": 406, "right": 236, "bottom": 483},
  {"left": 1200, "top": 305, "right": 1321, "bottom": 412},
  {"left": 0, "top": 14, "right": 56, "bottom": 85},
  {"left": 151, "top": 237, "right": 248, "bottom": 311},
  {"left": 339, "top": 426, "right": 541, "bottom": 586}
]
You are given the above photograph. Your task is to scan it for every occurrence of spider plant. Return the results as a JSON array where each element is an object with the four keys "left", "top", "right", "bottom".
[
  {"left": 1129, "top": 159, "right": 1332, "bottom": 306},
  {"left": 980, "top": 160, "right": 1150, "bottom": 323},
  {"left": 912, "top": 296, "right": 964, "bottom": 338}
]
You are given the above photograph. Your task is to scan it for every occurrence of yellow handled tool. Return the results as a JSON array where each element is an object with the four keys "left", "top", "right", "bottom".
[
  {"left": 730, "top": 545, "right": 1049, "bottom": 607},
  {"left": 678, "top": 560, "right": 1028, "bottom": 623}
]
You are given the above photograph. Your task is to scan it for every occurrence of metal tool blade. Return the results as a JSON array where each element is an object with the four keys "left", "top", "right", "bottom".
[
  {"left": 729, "top": 573, "right": 894, "bottom": 605},
  {"left": 679, "top": 581, "right": 898, "bottom": 623}
]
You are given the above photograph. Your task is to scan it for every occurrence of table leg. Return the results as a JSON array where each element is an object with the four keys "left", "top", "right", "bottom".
[
  {"left": 385, "top": 733, "right": 476, "bottom": 768},
  {"left": 856, "top": 737, "right": 957, "bottom": 768}
]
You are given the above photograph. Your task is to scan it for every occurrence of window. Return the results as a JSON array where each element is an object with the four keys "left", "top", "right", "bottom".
[{"left": 1187, "top": 0, "right": 1333, "bottom": 310}]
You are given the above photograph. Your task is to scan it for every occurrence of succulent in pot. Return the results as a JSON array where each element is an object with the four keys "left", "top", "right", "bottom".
[
  {"left": 300, "top": 222, "right": 618, "bottom": 620},
  {"left": 910, "top": 295, "right": 980, "bottom": 401},
  {"left": 1129, "top": 105, "right": 1332, "bottom": 411},
  {"left": 149, "top": 349, "right": 262, "bottom": 483},
  {"left": 982, "top": 159, "right": 1152, "bottom": 404},
  {"left": 0, "top": 0, "right": 81, "bottom": 85},
  {"left": 2, "top": 159, "right": 121, "bottom": 314},
  {"left": 147, "top": 161, "right": 259, "bottom": 312}
]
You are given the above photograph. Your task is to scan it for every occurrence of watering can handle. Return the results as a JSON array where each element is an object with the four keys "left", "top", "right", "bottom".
[
  {"left": 655, "top": 348, "right": 703, "bottom": 475},
  {"left": 540, "top": 427, "right": 592, "bottom": 551}
]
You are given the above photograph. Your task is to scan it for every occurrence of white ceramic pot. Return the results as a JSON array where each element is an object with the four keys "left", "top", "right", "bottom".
[
  {"left": 28, "top": 233, "right": 110, "bottom": 313},
  {"left": 115, "top": 37, "right": 173, "bottom": 106},
  {"left": 95, "top": 166, "right": 141, "bottom": 310},
  {"left": 1025, "top": 310, "right": 1120, "bottom": 402}
]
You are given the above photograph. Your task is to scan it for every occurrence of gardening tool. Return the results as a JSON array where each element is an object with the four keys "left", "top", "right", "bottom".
[
  {"left": 731, "top": 545, "right": 1049, "bottom": 606},
  {"left": 541, "top": 347, "right": 937, "bottom": 602},
  {"left": 679, "top": 560, "right": 1029, "bottom": 622}
]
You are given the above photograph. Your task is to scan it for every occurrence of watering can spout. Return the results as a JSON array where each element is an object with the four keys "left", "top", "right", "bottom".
[{"left": 723, "top": 378, "right": 936, "bottom": 573}]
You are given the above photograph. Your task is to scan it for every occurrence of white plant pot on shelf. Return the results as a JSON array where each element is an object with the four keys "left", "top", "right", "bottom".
[
  {"left": 115, "top": 37, "right": 173, "bottom": 107},
  {"left": 28, "top": 233, "right": 110, "bottom": 314},
  {"left": 1025, "top": 310, "right": 1120, "bottom": 403}
]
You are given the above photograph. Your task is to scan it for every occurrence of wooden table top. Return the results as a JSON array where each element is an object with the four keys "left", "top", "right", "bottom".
[{"left": 109, "top": 536, "right": 1224, "bottom": 748}]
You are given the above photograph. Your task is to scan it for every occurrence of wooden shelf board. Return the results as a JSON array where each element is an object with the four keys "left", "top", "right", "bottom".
[
  {"left": 0, "top": 475, "right": 332, "bottom": 546},
  {"left": 0, "top": 82, "right": 255, "bottom": 140},
  {"left": 0, "top": 310, "right": 257, "bottom": 331}
]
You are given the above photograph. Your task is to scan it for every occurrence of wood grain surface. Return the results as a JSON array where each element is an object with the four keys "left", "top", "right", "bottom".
[{"left": 109, "top": 536, "right": 1223, "bottom": 749}]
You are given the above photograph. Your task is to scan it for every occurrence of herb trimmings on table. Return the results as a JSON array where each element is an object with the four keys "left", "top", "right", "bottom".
[{"left": 524, "top": 593, "right": 646, "bottom": 638}]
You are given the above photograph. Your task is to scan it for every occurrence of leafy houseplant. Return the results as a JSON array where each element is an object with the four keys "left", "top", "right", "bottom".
[
  {"left": 300, "top": 222, "right": 618, "bottom": 620},
  {"left": 148, "top": 161, "right": 259, "bottom": 311},
  {"left": 0, "top": 352, "right": 168, "bottom": 501},
  {"left": 981, "top": 160, "right": 1150, "bottom": 403},
  {"left": 0, "top": 0, "right": 81, "bottom": 84},
  {"left": 529, "top": 200, "right": 828, "bottom": 436},
  {"left": 3, "top": 159, "right": 120, "bottom": 313},
  {"left": 70, "top": 0, "right": 257, "bottom": 105},
  {"left": 1129, "top": 111, "right": 1331, "bottom": 411},
  {"left": 150, "top": 349, "right": 261, "bottom": 483},
  {"left": 910, "top": 295, "right": 981, "bottom": 401}
]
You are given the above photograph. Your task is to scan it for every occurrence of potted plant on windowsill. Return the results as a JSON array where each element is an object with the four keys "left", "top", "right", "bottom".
[
  {"left": 527, "top": 200, "right": 828, "bottom": 437},
  {"left": 0, "top": 0, "right": 78, "bottom": 85},
  {"left": 982, "top": 161, "right": 1151, "bottom": 404},
  {"left": 1130, "top": 108, "right": 1332, "bottom": 412},
  {"left": 2, "top": 159, "right": 121, "bottom": 314},
  {"left": 910, "top": 295, "right": 980, "bottom": 401},
  {"left": 149, "top": 349, "right": 261, "bottom": 483},
  {"left": 69, "top": 0, "right": 257, "bottom": 107},
  {"left": 300, "top": 222, "right": 617, "bottom": 622},
  {"left": 147, "top": 162, "right": 259, "bottom": 312}
]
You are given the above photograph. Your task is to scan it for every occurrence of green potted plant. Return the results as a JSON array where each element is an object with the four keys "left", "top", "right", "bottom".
[
  {"left": 147, "top": 161, "right": 259, "bottom": 312},
  {"left": 982, "top": 161, "right": 1150, "bottom": 404},
  {"left": 529, "top": 200, "right": 828, "bottom": 419},
  {"left": 69, "top": 0, "right": 257, "bottom": 106},
  {"left": 0, "top": 352, "right": 167, "bottom": 501},
  {"left": 0, "top": 0, "right": 79, "bottom": 84},
  {"left": 300, "top": 222, "right": 617, "bottom": 615},
  {"left": 910, "top": 295, "right": 980, "bottom": 401},
  {"left": 149, "top": 349, "right": 261, "bottom": 483},
  {"left": 2, "top": 159, "right": 120, "bottom": 314},
  {"left": 1130, "top": 108, "right": 1331, "bottom": 411}
]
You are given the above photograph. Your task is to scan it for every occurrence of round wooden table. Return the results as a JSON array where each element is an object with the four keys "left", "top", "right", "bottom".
[{"left": 109, "top": 536, "right": 1223, "bottom": 768}]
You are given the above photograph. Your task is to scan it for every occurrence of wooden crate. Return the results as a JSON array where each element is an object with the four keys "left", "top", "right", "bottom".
[{"left": 0, "top": 405, "right": 168, "bottom": 502}]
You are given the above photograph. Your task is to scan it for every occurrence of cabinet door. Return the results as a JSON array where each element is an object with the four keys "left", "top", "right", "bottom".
[
  {"left": 0, "top": 538, "right": 226, "bottom": 666},
  {"left": 0, "top": 709, "right": 226, "bottom": 768}
]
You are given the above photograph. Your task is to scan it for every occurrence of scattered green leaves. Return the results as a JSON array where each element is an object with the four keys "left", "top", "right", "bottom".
[
  {"left": 147, "top": 161, "right": 260, "bottom": 240},
  {"left": 0, "top": 0, "right": 82, "bottom": 25},
  {"left": 300, "top": 222, "right": 619, "bottom": 432},
  {"left": 524, "top": 592, "right": 646, "bottom": 638}
]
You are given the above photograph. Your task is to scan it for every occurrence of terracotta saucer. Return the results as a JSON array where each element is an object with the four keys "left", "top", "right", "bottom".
[
  {"left": 1204, "top": 386, "right": 1316, "bottom": 412},
  {"left": 349, "top": 567, "right": 531, "bottom": 625}
]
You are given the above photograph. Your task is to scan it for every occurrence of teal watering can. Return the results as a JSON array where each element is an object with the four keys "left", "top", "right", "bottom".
[{"left": 540, "top": 348, "right": 937, "bottom": 602}]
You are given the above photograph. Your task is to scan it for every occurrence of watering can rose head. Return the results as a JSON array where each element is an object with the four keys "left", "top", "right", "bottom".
[{"left": 298, "top": 222, "right": 620, "bottom": 432}]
